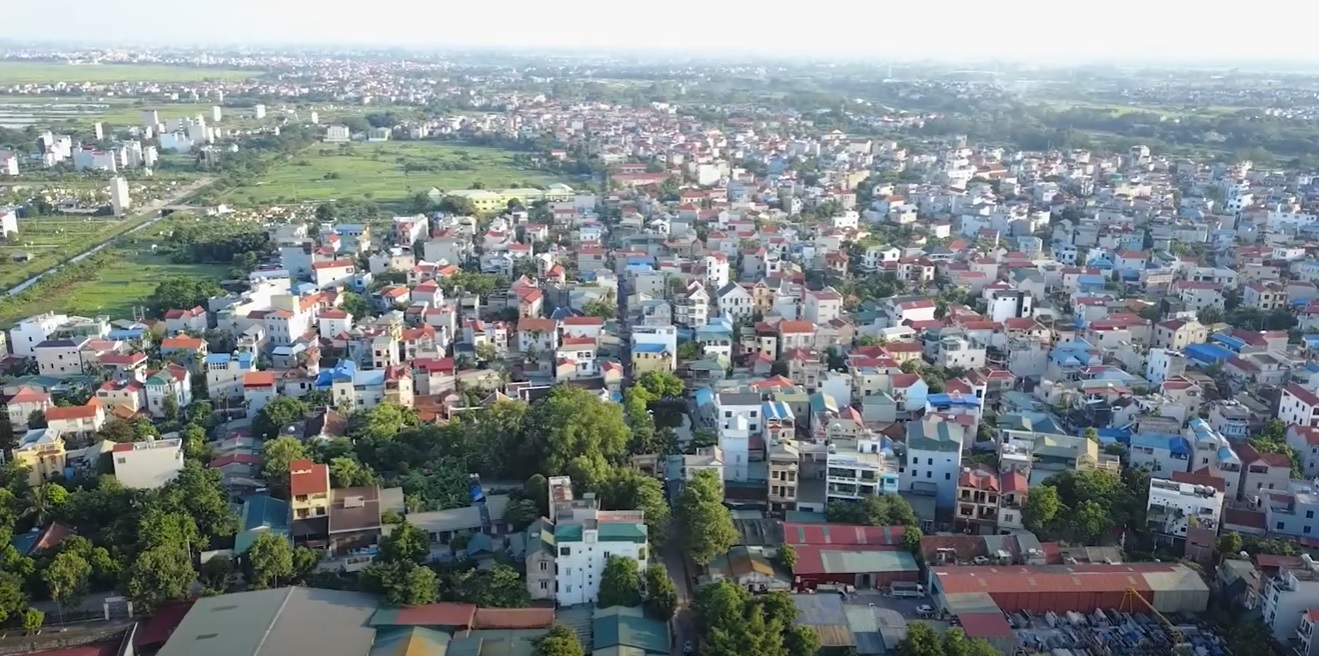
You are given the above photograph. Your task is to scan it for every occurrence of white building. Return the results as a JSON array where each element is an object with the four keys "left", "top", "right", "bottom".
[
  {"left": 901, "top": 416, "right": 965, "bottom": 508},
  {"left": 1281, "top": 384, "right": 1319, "bottom": 429},
  {"left": 1263, "top": 556, "right": 1319, "bottom": 643},
  {"left": 110, "top": 177, "right": 131, "bottom": 216},
  {"left": 9, "top": 313, "right": 69, "bottom": 359},
  {"left": 0, "top": 151, "right": 20, "bottom": 175},
  {"left": 325, "top": 125, "right": 351, "bottom": 143},
  {"left": 253, "top": 104, "right": 266, "bottom": 120},
  {"left": 72, "top": 146, "right": 118, "bottom": 172},
  {"left": 547, "top": 476, "right": 647, "bottom": 606},
  {"left": 0, "top": 207, "right": 17, "bottom": 239},
  {"left": 631, "top": 325, "right": 678, "bottom": 371},
  {"left": 1145, "top": 476, "right": 1224, "bottom": 539},
  {"left": 714, "top": 391, "right": 762, "bottom": 482},
  {"left": 826, "top": 435, "right": 900, "bottom": 502},
  {"left": 212, "top": 106, "right": 223, "bottom": 122},
  {"left": 111, "top": 437, "right": 185, "bottom": 489}
]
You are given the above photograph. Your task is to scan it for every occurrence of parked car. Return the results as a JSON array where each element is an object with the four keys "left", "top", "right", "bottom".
[{"left": 916, "top": 604, "right": 936, "bottom": 618}]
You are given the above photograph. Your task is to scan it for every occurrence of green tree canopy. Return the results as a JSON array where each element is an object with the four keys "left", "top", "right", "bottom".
[
  {"left": 677, "top": 470, "right": 739, "bottom": 566},
  {"left": 245, "top": 533, "right": 295, "bottom": 589},
  {"left": 644, "top": 564, "right": 677, "bottom": 620},
  {"left": 254, "top": 397, "right": 308, "bottom": 441},
  {"left": 524, "top": 386, "right": 630, "bottom": 480},
  {"left": 125, "top": 546, "right": 195, "bottom": 612},
  {"left": 534, "top": 623, "right": 586, "bottom": 656},
  {"left": 261, "top": 436, "right": 310, "bottom": 495},
  {"left": 598, "top": 555, "right": 642, "bottom": 608}
]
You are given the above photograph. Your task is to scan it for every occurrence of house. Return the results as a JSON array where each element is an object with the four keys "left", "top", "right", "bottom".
[
  {"left": 1237, "top": 442, "right": 1293, "bottom": 497},
  {"left": 290, "top": 459, "right": 331, "bottom": 520},
  {"left": 545, "top": 477, "right": 647, "bottom": 606},
  {"left": 144, "top": 364, "right": 191, "bottom": 418},
  {"left": 43, "top": 399, "right": 105, "bottom": 438},
  {"left": 955, "top": 465, "right": 1001, "bottom": 535},
  {"left": 902, "top": 416, "right": 965, "bottom": 508},
  {"left": 35, "top": 338, "right": 88, "bottom": 378},
  {"left": 1282, "top": 384, "right": 1319, "bottom": 429},
  {"left": 111, "top": 437, "right": 185, "bottom": 489},
  {"left": 312, "top": 259, "right": 357, "bottom": 289},
  {"left": 163, "top": 306, "right": 208, "bottom": 335},
  {"left": 1154, "top": 319, "right": 1209, "bottom": 351},
  {"left": 632, "top": 342, "right": 674, "bottom": 374},
  {"left": 1146, "top": 474, "right": 1225, "bottom": 540},
  {"left": 206, "top": 351, "right": 258, "bottom": 401},
  {"left": 244, "top": 371, "right": 279, "bottom": 417},
  {"left": 13, "top": 428, "right": 67, "bottom": 486},
  {"left": 6, "top": 386, "right": 51, "bottom": 430}
]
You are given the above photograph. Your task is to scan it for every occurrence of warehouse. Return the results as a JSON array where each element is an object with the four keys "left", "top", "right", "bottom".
[
  {"left": 928, "top": 563, "right": 1210, "bottom": 615},
  {"left": 793, "top": 546, "right": 920, "bottom": 589}
]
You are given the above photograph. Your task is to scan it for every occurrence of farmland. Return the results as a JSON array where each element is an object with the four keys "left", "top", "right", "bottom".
[
  {"left": 0, "top": 62, "right": 256, "bottom": 84},
  {"left": 0, "top": 250, "right": 226, "bottom": 326},
  {"left": 0, "top": 215, "right": 141, "bottom": 289},
  {"left": 221, "top": 141, "right": 565, "bottom": 207}
]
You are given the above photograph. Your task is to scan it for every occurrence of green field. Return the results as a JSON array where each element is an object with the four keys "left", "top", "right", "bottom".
[
  {"left": 1037, "top": 99, "right": 1248, "bottom": 117},
  {"left": 0, "top": 251, "right": 226, "bottom": 326},
  {"left": 0, "top": 62, "right": 256, "bottom": 84},
  {"left": 223, "top": 141, "right": 564, "bottom": 206},
  {"left": 0, "top": 215, "right": 141, "bottom": 289}
]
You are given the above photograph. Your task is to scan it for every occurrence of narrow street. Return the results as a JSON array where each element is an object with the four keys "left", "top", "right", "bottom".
[{"left": 661, "top": 527, "right": 697, "bottom": 656}]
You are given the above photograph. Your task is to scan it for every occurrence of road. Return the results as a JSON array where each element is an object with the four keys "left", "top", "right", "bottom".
[
  {"left": 661, "top": 528, "right": 698, "bottom": 656},
  {"left": 5, "top": 177, "right": 215, "bottom": 297}
]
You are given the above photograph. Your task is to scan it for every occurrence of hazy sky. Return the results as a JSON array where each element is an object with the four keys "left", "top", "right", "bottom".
[{"left": 3, "top": 0, "right": 1317, "bottom": 63}]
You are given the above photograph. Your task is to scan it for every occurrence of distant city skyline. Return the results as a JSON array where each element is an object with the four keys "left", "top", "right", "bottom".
[{"left": 4, "top": 0, "right": 1319, "bottom": 65}]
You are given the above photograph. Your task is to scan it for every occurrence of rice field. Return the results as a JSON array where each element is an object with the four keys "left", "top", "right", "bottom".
[
  {"left": 0, "top": 215, "right": 135, "bottom": 289},
  {"left": 0, "top": 62, "right": 256, "bottom": 84}
]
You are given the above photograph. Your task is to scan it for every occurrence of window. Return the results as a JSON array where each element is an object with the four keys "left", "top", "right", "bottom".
[
  {"left": 1309, "top": 511, "right": 1315, "bottom": 520},
  {"left": 540, "top": 581, "right": 548, "bottom": 590},
  {"left": 560, "top": 547, "right": 570, "bottom": 556},
  {"left": 539, "top": 561, "right": 548, "bottom": 571},
  {"left": 1278, "top": 521, "right": 1286, "bottom": 531},
  {"left": 926, "top": 471, "right": 932, "bottom": 479},
  {"left": 945, "top": 472, "right": 951, "bottom": 481}
]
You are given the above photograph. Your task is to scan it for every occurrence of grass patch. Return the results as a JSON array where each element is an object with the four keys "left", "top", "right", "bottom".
[
  {"left": 0, "top": 215, "right": 146, "bottom": 289},
  {"left": 223, "top": 141, "right": 563, "bottom": 206},
  {"left": 0, "top": 251, "right": 226, "bottom": 326},
  {"left": 0, "top": 62, "right": 256, "bottom": 84},
  {"left": 1036, "top": 99, "right": 1248, "bottom": 117}
]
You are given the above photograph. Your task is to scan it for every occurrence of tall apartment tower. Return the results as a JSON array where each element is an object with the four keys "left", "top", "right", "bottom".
[
  {"left": 142, "top": 109, "right": 159, "bottom": 128},
  {"left": 110, "top": 177, "right": 131, "bottom": 217}
]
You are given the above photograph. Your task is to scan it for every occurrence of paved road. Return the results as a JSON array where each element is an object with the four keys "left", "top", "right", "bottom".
[
  {"left": 661, "top": 529, "right": 698, "bottom": 656},
  {"left": 5, "top": 177, "right": 215, "bottom": 297}
]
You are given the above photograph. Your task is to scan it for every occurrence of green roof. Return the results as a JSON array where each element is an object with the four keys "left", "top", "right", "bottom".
[
  {"left": 553, "top": 522, "right": 646, "bottom": 544},
  {"left": 592, "top": 606, "right": 669, "bottom": 655},
  {"left": 598, "top": 523, "right": 646, "bottom": 543},
  {"left": 369, "top": 627, "right": 450, "bottom": 656}
]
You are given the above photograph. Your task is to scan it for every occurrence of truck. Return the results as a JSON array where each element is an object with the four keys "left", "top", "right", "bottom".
[{"left": 890, "top": 582, "right": 926, "bottom": 598}]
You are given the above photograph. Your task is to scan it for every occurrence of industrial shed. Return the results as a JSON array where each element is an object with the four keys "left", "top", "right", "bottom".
[
  {"left": 791, "top": 594, "right": 857, "bottom": 650},
  {"left": 929, "top": 563, "right": 1210, "bottom": 615},
  {"left": 793, "top": 546, "right": 920, "bottom": 589}
]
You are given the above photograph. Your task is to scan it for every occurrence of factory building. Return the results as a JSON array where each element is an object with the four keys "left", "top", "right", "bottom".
[{"left": 928, "top": 563, "right": 1211, "bottom": 616}]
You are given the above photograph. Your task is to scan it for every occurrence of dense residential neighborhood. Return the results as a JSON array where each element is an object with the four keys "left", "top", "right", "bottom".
[{"left": 5, "top": 40, "right": 1319, "bottom": 656}]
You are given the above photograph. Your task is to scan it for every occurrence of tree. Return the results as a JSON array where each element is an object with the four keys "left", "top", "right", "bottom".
[
  {"left": 329, "top": 456, "right": 377, "bottom": 488},
  {"left": 261, "top": 436, "right": 309, "bottom": 495},
  {"left": 254, "top": 397, "right": 308, "bottom": 440},
  {"left": 246, "top": 533, "right": 295, "bottom": 589},
  {"left": 1197, "top": 306, "right": 1224, "bottom": 325},
  {"left": 366, "top": 560, "right": 439, "bottom": 606},
  {"left": 22, "top": 608, "right": 43, "bottom": 634},
  {"left": 161, "top": 462, "right": 239, "bottom": 541},
  {"left": 162, "top": 396, "right": 180, "bottom": 422},
  {"left": 502, "top": 498, "right": 540, "bottom": 532},
  {"left": 125, "top": 546, "right": 195, "bottom": 612},
  {"left": 941, "top": 628, "right": 1000, "bottom": 656},
  {"left": 524, "top": 386, "right": 630, "bottom": 478},
  {"left": 786, "top": 625, "right": 821, "bottom": 656},
  {"left": 28, "top": 483, "right": 68, "bottom": 526},
  {"left": 775, "top": 544, "right": 797, "bottom": 570},
  {"left": 534, "top": 623, "right": 585, "bottom": 656},
  {"left": 635, "top": 371, "right": 684, "bottom": 399},
  {"left": 894, "top": 622, "right": 942, "bottom": 656},
  {"left": 644, "top": 564, "right": 677, "bottom": 620},
  {"left": 901, "top": 526, "right": 923, "bottom": 554},
  {"left": 825, "top": 495, "right": 917, "bottom": 527},
  {"left": 378, "top": 521, "right": 431, "bottom": 565},
  {"left": 44, "top": 551, "right": 92, "bottom": 618},
  {"left": 350, "top": 402, "right": 418, "bottom": 441},
  {"left": 1083, "top": 427, "right": 1099, "bottom": 443},
  {"left": 598, "top": 555, "right": 642, "bottom": 608},
  {"left": 676, "top": 470, "right": 738, "bottom": 566},
  {"left": 1218, "top": 531, "right": 1245, "bottom": 556},
  {"left": 597, "top": 467, "right": 670, "bottom": 543},
  {"left": 199, "top": 555, "right": 235, "bottom": 592},
  {"left": 0, "top": 572, "right": 24, "bottom": 624},
  {"left": 1022, "top": 485, "right": 1061, "bottom": 536}
]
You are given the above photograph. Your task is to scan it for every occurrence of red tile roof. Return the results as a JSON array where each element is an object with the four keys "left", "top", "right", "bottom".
[
  {"left": 243, "top": 371, "right": 277, "bottom": 388},
  {"left": 288, "top": 459, "right": 329, "bottom": 497},
  {"left": 472, "top": 607, "right": 556, "bottom": 630},
  {"left": 389, "top": 602, "right": 476, "bottom": 628}
]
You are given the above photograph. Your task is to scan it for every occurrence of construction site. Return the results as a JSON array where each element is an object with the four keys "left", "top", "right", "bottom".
[{"left": 1009, "top": 607, "right": 1232, "bottom": 656}]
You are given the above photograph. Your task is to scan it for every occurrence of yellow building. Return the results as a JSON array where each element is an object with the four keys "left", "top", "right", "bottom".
[
  {"left": 632, "top": 344, "right": 674, "bottom": 375},
  {"left": 447, "top": 184, "right": 576, "bottom": 213},
  {"left": 289, "top": 459, "right": 331, "bottom": 520},
  {"left": 14, "top": 428, "right": 67, "bottom": 486}
]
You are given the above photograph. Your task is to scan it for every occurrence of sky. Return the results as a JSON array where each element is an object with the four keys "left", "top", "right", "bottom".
[{"left": 4, "top": 0, "right": 1319, "bottom": 64}]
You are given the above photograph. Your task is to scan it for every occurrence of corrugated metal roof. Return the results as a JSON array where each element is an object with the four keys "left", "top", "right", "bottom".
[
  {"left": 782, "top": 523, "right": 905, "bottom": 546},
  {"left": 811, "top": 624, "right": 857, "bottom": 647},
  {"left": 1142, "top": 569, "right": 1211, "bottom": 594},
  {"left": 592, "top": 606, "right": 669, "bottom": 654},
  {"left": 932, "top": 563, "right": 1195, "bottom": 596},
  {"left": 791, "top": 593, "right": 848, "bottom": 626},
  {"left": 957, "top": 612, "right": 1014, "bottom": 639},
  {"left": 369, "top": 603, "right": 476, "bottom": 628},
  {"left": 369, "top": 627, "right": 450, "bottom": 656},
  {"left": 794, "top": 546, "right": 918, "bottom": 575},
  {"left": 942, "top": 592, "right": 1002, "bottom": 614}
]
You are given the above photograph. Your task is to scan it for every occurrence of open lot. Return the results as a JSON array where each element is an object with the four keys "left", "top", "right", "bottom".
[
  {"left": 222, "top": 141, "right": 564, "bottom": 206},
  {"left": 0, "top": 97, "right": 262, "bottom": 131},
  {"left": 0, "top": 215, "right": 134, "bottom": 289},
  {"left": 0, "top": 62, "right": 255, "bottom": 84},
  {"left": 0, "top": 251, "right": 226, "bottom": 326}
]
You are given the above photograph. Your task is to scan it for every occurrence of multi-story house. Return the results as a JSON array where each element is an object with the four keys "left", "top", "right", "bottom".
[
  {"left": 13, "top": 428, "right": 67, "bottom": 486},
  {"left": 244, "top": 371, "right": 279, "bottom": 417},
  {"left": 145, "top": 364, "right": 191, "bottom": 418},
  {"left": 43, "top": 399, "right": 105, "bottom": 438},
  {"left": 1289, "top": 425, "right": 1319, "bottom": 480},
  {"left": 6, "top": 387, "right": 51, "bottom": 430},
  {"left": 955, "top": 465, "right": 1000, "bottom": 534},
  {"left": 546, "top": 477, "right": 647, "bottom": 606},
  {"left": 767, "top": 440, "right": 800, "bottom": 512},
  {"left": 517, "top": 318, "right": 559, "bottom": 355},
  {"left": 8, "top": 312, "right": 69, "bottom": 359},
  {"left": 289, "top": 459, "right": 331, "bottom": 520},
  {"left": 715, "top": 282, "right": 754, "bottom": 324},
  {"left": 901, "top": 416, "right": 965, "bottom": 509},
  {"left": 1295, "top": 608, "right": 1319, "bottom": 656},
  {"left": 1262, "top": 557, "right": 1319, "bottom": 643},
  {"left": 1281, "top": 384, "right": 1319, "bottom": 429},
  {"left": 1145, "top": 473, "right": 1225, "bottom": 541},
  {"left": 1154, "top": 319, "right": 1209, "bottom": 351},
  {"left": 1237, "top": 443, "right": 1293, "bottom": 498},
  {"left": 35, "top": 337, "right": 89, "bottom": 378},
  {"left": 826, "top": 430, "right": 899, "bottom": 503},
  {"left": 1186, "top": 418, "right": 1242, "bottom": 499},
  {"left": 803, "top": 287, "right": 843, "bottom": 325},
  {"left": 673, "top": 282, "right": 710, "bottom": 328},
  {"left": 1263, "top": 480, "right": 1319, "bottom": 540},
  {"left": 111, "top": 437, "right": 185, "bottom": 489},
  {"left": 997, "top": 471, "right": 1028, "bottom": 533},
  {"left": 205, "top": 351, "right": 258, "bottom": 401},
  {"left": 1128, "top": 433, "right": 1192, "bottom": 476}
]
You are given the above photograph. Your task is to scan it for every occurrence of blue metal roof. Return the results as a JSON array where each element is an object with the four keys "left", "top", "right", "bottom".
[
  {"left": 762, "top": 402, "right": 793, "bottom": 421},
  {"left": 634, "top": 343, "right": 668, "bottom": 354},
  {"left": 1211, "top": 333, "right": 1247, "bottom": 352},
  {"left": 694, "top": 388, "right": 714, "bottom": 407},
  {"left": 1184, "top": 343, "right": 1233, "bottom": 364}
]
